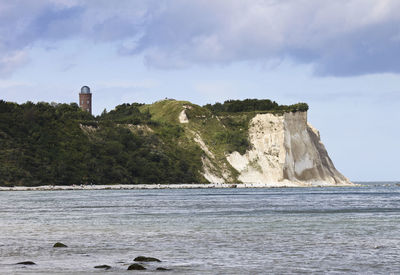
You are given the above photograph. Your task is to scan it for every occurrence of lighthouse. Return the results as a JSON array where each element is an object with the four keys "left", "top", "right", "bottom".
[{"left": 79, "top": 86, "right": 92, "bottom": 114}]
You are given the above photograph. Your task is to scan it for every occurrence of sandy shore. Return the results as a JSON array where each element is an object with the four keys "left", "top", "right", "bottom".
[{"left": 0, "top": 182, "right": 356, "bottom": 191}]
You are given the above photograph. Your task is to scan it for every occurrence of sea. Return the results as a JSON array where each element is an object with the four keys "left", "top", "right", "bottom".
[{"left": 0, "top": 182, "right": 399, "bottom": 274}]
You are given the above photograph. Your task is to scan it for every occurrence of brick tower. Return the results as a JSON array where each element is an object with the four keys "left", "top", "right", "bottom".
[{"left": 79, "top": 86, "right": 92, "bottom": 114}]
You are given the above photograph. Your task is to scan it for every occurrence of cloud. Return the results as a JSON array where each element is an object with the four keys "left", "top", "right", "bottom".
[
  {"left": 131, "top": 0, "right": 400, "bottom": 76},
  {"left": 0, "top": 0, "right": 84, "bottom": 76},
  {"left": 0, "top": 51, "right": 29, "bottom": 77},
  {"left": 1, "top": 0, "right": 400, "bottom": 76},
  {"left": 0, "top": 1, "right": 84, "bottom": 48}
]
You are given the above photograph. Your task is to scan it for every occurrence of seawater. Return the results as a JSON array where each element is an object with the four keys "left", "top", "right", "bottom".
[{"left": 0, "top": 182, "right": 399, "bottom": 274}]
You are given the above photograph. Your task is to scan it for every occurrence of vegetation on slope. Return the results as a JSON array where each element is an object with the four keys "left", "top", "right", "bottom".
[{"left": 98, "top": 103, "right": 152, "bottom": 124}]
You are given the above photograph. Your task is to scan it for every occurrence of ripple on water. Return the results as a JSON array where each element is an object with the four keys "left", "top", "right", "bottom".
[{"left": 0, "top": 183, "right": 399, "bottom": 274}]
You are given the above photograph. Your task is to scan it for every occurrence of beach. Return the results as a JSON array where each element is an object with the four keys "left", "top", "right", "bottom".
[{"left": 0, "top": 181, "right": 357, "bottom": 191}]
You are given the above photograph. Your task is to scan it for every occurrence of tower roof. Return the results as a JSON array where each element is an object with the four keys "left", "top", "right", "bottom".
[{"left": 80, "top": 86, "right": 91, "bottom": 94}]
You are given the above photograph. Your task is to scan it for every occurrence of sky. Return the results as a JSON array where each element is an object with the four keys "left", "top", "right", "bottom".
[{"left": 0, "top": 0, "right": 399, "bottom": 181}]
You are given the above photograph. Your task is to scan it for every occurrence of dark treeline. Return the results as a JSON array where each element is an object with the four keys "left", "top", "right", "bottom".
[
  {"left": 0, "top": 100, "right": 203, "bottom": 187},
  {"left": 204, "top": 99, "right": 308, "bottom": 114}
]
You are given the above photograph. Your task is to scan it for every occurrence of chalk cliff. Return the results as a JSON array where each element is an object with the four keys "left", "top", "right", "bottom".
[{"left": 225, "top": 112, "right": 351, "bottom": 186}]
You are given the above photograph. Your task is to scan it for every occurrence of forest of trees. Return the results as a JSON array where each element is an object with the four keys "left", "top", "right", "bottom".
[
  {"left": 0, "top": 100, "right": 203, "bottom": 186},
  {"left": 204, "top": 99, "right": 308, "bottom": 114}
]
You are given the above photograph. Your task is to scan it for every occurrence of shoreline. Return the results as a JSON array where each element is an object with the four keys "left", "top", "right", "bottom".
[{"left": 0, "top": 182, "right": 358, "bottom": 191}]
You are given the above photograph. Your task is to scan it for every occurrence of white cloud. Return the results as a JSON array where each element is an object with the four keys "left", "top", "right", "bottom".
[
  {"left": 132, "top": 0, "right": 400, "bottom": 75},
  {"left": 2, "top": 0, "right": 400, "bottom": 76}
]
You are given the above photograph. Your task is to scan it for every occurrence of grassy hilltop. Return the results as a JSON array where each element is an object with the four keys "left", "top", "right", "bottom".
[{"left": 0, "top": 99, "right": 307, "bottom": 187}]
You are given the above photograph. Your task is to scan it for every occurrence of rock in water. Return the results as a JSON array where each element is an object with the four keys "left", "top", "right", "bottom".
[
  {"left": 53, "top": 242, "right": 68, "bottom": 248},
  {"left": 94, "top": 265, "right": 111, "bottom": 270},
  {"left": 134, "top": 256, "right": 161, "bottom": 262},
  {"left": 156, "top": 267, "right": 170, "bottom": 271},
  {"left": 127, "top": 263, "right": 146, "bottom": 270},
  {"left": 16, "top": 261, "right": 36, "bottom": 265}
]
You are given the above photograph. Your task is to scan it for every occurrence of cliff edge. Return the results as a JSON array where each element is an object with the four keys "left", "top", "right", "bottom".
[{"left": 226, "top": 112, "right": 351, "bottom": 186}]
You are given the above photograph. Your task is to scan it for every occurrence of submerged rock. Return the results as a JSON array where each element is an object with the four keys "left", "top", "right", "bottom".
[
  {"left": 156, "top": 267, "right": 170, "bottom": 271},
  {"left": 127, "top": 263, "right": 146, "bottom": 270},
  {"left": 16, "top": 261, "right": 36, "bottom": 265},
  {"left": 53, "top": 242, "right": 68, "bottom": 248},
  {"left": 94, "top": 265, "right": 111, "bottom": 270},
  {"left": 134, "top": 256, "right": 161, "bottom": 262}
]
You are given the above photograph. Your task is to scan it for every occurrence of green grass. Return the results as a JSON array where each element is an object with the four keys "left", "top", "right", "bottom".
[{"left": 139, "top": 99, "right": 194, "bottom": 124}]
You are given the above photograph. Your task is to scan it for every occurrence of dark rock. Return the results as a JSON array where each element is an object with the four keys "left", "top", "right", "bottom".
[
  {"left": 94, "top": 265, "right": 111, "bottom": 270},
  {"left": 134, "top": 256, "right": 161, "bottom": 262},
  {"left": 16, "top": 261, "right": 36, "bottom": 265},
  {"left": 53, "top": 242, "right": 68, "bottom": 248},
  {"left": 127, "top": 263, "right": 146, "bottom": 270},
  {"left": 156, "top": 267, "right": 170, "bottom": 271}
]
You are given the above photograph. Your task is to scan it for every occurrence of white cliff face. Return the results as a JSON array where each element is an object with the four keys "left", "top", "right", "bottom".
[
  {"left": 179, "top": 109, "right": 189, "bottom": 123},
  {"left": 179, "top": 105, "right": 192, "bottom": 123},
  {"left": 227, "top": 112, "right": 352, "bottom": 186}
]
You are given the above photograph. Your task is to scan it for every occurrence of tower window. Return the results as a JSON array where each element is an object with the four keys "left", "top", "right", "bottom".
[{"left": 87, "top": 100, "right": 90, "bottom": 104}]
